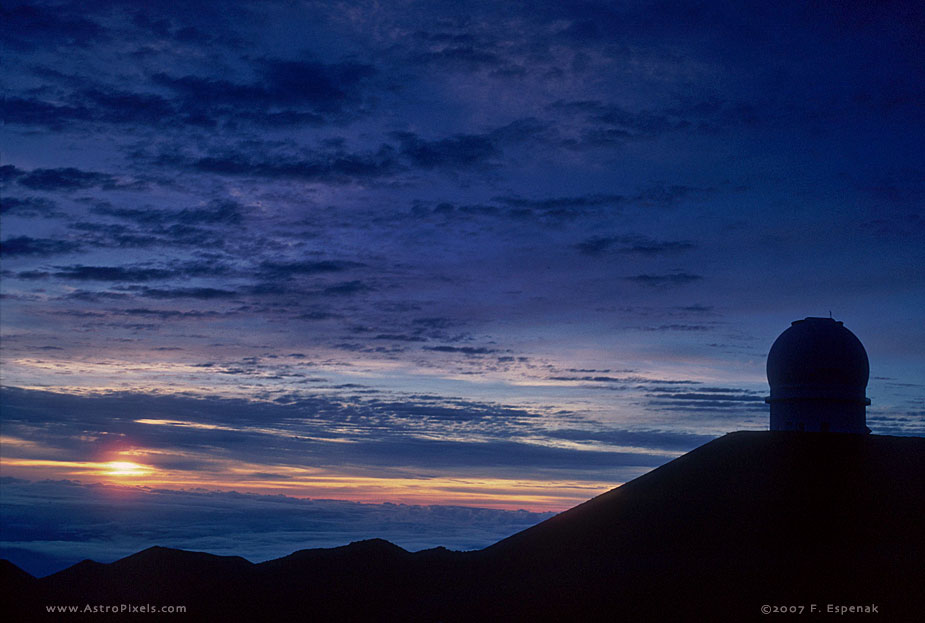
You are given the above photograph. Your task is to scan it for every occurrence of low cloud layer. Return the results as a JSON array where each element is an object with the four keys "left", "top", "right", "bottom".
[{"left": 0, "top": 478, "right": 554, "bottom": 577}]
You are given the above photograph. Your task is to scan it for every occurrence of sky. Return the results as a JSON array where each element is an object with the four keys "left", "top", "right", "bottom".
[{"left": 1, "top": 0, "right": 923, "bottom": 576}]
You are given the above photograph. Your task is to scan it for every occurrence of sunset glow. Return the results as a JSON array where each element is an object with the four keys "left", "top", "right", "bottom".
[
  {"left": 102, "top": 461, "right": 153, "bottom": 477},
  {"left": 0, "top": 454, "right": 617, "bottom": 512},
  {"left": 2, "top": 458, "right": 154, "bottom": 480}
]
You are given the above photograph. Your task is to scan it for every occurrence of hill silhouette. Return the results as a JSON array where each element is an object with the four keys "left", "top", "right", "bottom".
[{"left": 3, "top": 432, "right": 923, "bottom": 621}]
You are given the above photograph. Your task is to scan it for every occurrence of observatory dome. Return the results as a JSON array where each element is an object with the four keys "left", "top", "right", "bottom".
[{"left": 766, "top": 317, "right": 870, "bottom": 434}]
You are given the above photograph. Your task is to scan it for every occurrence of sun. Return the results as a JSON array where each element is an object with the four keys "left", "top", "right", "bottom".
[{"left": 102, "top": 461, "right": 152, "bottom": 476}]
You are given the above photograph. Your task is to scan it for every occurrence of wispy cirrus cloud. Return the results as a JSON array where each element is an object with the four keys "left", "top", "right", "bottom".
[
  {"left": 3, "top": 166, "right": 141, "bottom": 191},
  {"left": 0, "top": 237, "right": 82, "bottom": 257},
  {"left": 625, "top": 273, "right": 703, "bottom": 288}
]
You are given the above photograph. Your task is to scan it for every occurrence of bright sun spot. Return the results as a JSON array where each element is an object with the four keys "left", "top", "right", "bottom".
[{"left": 103, "top": 461, "right": 152, "bottom": 476}]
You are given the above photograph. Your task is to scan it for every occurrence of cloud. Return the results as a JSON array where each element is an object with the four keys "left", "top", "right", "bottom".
[
  {"left": 371, "top": 334, "right": 428, "bottom": 343},
  {"left": 631, "top": 184, "right": 716, "bottom": 208},
  {"left": 675, "top": 305, "right": 714, "bottom": 314},
  {"left": 94, "top": 199, "right": 245, "bottom": 226},
  {"left": 412, "top": 317, "right": 463, "bottom": 330},
  {"left": 575, "top": 235, "right": 695, "bottom": 257},
  {"left": 136, "top": 119, "right": 545, "bottom": 183},
  {"left": 258, "top": 260, "right": 365, "bottom": 279},
  {"left": 11, "top": 167, "right": 127, "bottom": 192},
  {"left": 0, "top": 196, "right": 60, "bottom": 217},
  {"left": 0, "top": 237, "right": 81, "bottom": 257},
  {"left": 424, "top": 346, "right": 499, "bottom": 356},
  {"left": 0, "top": 387, "right": 685, "bottom": 485},
  {"left": 82, "top": 87, "right": 177, "bottom": 124},
  {"left": 64, "top": 290, "right": 131, "bottom": 302},
  {"left": 126, "top": 287, "right": 238, "bottom": 300},
  {"left": 15, "top": 256, "right": 238, "bottom": 287},
  {"left": 625, "top": 272, "right": 703, "bottom": 287},
  {"left": 131, "top": 59, "right": 377, "bottom": 129},
  {"left": 0, "top": 477, "right": 553, "bottom": 577},
  {"left": 261, "top": 59, "right": 376, "bottom": 109},
  {"left": 394, "top": 132, "right": 498, "bottom": 170},
  {"left": 0, "top": 165, "right": 24, "bottom": 183},
  {"left": 116, "top": 308, "right": 223, "bottom": 320},
  {"left": 45, "top": 265, "right": 177, "bottom": 282},
  {"left": 636, "top": 324, "right": 714, "bottom": 332},
  {"left": 650, "top": 391, "right": 762, "bottom": 402},
  {"left": 6, "top": 52, "right": 377, "bottom": 131},
  {"left": 410, "top": 193, "right": 641, "bottom": 226},
  {"left": 0, "top": 3, "right": 106, "bottom": 51},
  {"left": 546, "top": 428, "right": 715, "bottom": 452},
  {"left": 496, "top": 194, "right": 625, "bottom": 210},
  {"left": 644, "top": 386, "right": 767, "bottom": 413},
  {"left": 546, "top": 375, "right": 700, "bottom": 387},
  {"left": 296, "top": 310, "right": 341, "bottom": 321},
  {"left": 154, "top": 59, "right": 374, "bottom": 111},
  {"left": 411, "top": 46, "right": 505, "bottom": 71},
  {"left": 321, "top": 280, "right": 371, "bottom": 296},
  {"left": 70, "top": 219, "right": 228, "bottom": 251},
  {"left": 575, "top": 236, "right": 621, "bottom": 256},
  {"left": 621, "top": 240, "right": 696, "bottom": 255},
  {"left": 165, "top": 144, "right": 401, "bottom": 183},
  {"left": 487, "top": 117, "right": 550, "bottom": 144},
  {"left": 491, "top": 193, "right": 626, "bottom": 221},
  {"left": 176, "top": 200, "right": 245, "bottom": 225},
  {"left": 2, "top": 89, "right": 192, "bottom": 130},
  {"left": 69, "top": 221, "right": 157, "bottom": 244},
  {"left": 547, "top": 96, "right": 777, "bottom": 149},
  {"left": 0, "top": 96, "right": 95, "bottom": 129}
]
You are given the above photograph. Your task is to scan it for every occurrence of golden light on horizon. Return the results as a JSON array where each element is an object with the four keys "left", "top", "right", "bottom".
[
  {"left": 0, "top": 453, "right": 615, "bottom": 512},
  {"left": 102, "top": 461, "right": 153, "bottom": 477},
  {"left": 0, "top": 437, "right": 628, "bottom": 511},
  {"left": 1, "top": 458, "right": 156, "bottom": 481}
]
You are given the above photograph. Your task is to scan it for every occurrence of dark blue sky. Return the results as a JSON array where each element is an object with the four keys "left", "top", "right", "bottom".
[{"left": 1, "top": 0, "right": 923, "bottom": 574}]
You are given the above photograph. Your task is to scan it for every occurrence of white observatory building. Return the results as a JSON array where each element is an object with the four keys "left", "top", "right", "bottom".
[{"left": 766, "top": 317, "right": 871, "bottom": 434}]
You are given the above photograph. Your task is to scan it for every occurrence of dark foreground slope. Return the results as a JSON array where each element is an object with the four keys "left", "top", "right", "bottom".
[
  {"left": 472, "top": 431, "right": 925, "bottom": 621},
  {"left": 3, "top": 432, "right": 923, "bottom": 622}
]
